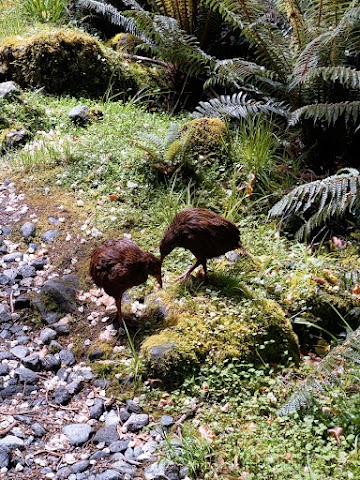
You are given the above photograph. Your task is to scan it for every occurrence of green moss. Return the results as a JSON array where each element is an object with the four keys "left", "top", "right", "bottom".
[
  {"left": 179, "top": 117, "right": 229, "bottom": 158},
  {"left": 0, "top": 29, "right": 114, "bottom": 96},
  {"left": 140, "top": 289, "right": 300, "bottom": 386}
]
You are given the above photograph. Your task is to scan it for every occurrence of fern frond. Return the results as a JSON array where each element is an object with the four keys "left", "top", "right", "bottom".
[
  {"left": 279, "top": 327, "right": 360, "bottom": 416},
  {"left": 193, "top": 91, "right": 290, "bottom": 120},
  {"left": 77, "top": 0, "right": 214, "bottom": 76},
  {"left": 268, "top": 168, "right": 360, "bottom": 240},
  {"left": 289, "top": 66, "right": 360, "bottom": 90},
  {"left": 290, "top": 102, "right": 360, "bottom": 127},
  {"left": 204, "top": 58, "right": 285, "bottom": 95}
]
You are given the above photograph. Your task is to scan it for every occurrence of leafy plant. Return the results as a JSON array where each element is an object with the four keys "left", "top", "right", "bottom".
[
  {"left": 194, "top": 0, "right": 360, "bottom": 164},
  {"left": 23, "top": 0, "right": 67, "bottom": 22},
  {"left": 76, "top": 0, "right": 214, "bottom": 77},
  {"left": 279, "top": 326, "right": 360, "bottom": 416},
  {"left": 268, "top": 168, "right": 360, "bottom": 240}
]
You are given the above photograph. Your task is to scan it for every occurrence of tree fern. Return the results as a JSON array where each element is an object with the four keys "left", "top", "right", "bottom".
[
  {"left": 278, "top": 326, "right": 360, "bottom": 416},
  {"left": 268, "top": 168, "right": 360, "bottom": 240},
  {"left": 193, "top": 91, "right": 290, "bottom": 120}
]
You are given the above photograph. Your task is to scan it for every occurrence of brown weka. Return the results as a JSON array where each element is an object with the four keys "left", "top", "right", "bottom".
[
  {"left": 160, "top": 208, "right": 251, "bottom": 281},
  {"left": 90, "top": 238, "right": 162, "bottom": 322}
]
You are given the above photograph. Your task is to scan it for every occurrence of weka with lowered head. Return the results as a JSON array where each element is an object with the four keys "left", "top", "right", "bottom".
[
  {"left": 160, "top": 208, "right": 250, "bottom": 281},
  {"left": 90, "top": 238, "right": 162, "bottom": 322}
]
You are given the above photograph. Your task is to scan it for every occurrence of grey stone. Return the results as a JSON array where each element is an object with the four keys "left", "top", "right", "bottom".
[
  {"left": 126, "top": 399, "right": 142, "bottom": 413},
  {"left": 0, "top": 329, "right": 11, "bottom": 340},
  {"left": 48, "top": 216, "right": 60, "bottom": 224},
  {"left": 124, "top": 447, "right": 135, "bottom": 460},
  {"left": 67, "top": 379, "right": 84, "bottom": 395},
  {"left": 71, "top": 460, "right": 90, "bottom": 474},
  {"left": 20, "top": 222, "right": 36, "bottom": 240},
  {"left": 144, "top": 460, "right": 167, "bottom": 480},
  {"left": 28, "top": 242, "right": 38, "bottom": 253},
  {"left": 14, "top": 294, "right": 31, "bottom": 310},
  {"left": 92, "top": 379, "right": 110, "bottom": 389},
  {"left": 108, "top": 438, "right": 130, "bottom": 453},
  {"left": 10, "top": 345, "right": 30, "bottom": 359},
  {"left": 59, "top": 349, "right": 76, "bottom": 366},
  {"left": 3, "top": 268, "right": 17, "bottom": 282},
  {"left": 95, "top": 470, "right": 121, "bottom": 480},
  {"left": 0, "top": 435, "right": 25, "bottom": 450},
  {"left": 166, "top": 464, "right": 181, "bottom": 480},
  {"left": 225, "top": 250, "right": 241, "bottom": 263},
  {"left": 90, "top": 450, "right": 110, "bottom": 461},
  {"left": 111, "top": 460, "right": 137, "bottom": 476},
  {"left": 49, "top": 340, "right": 62, "bottom": 353},
  {"left": 89, "top": 398, "right": 104, "bottom": 420},
  {"left": 93, "top": 426, "right": 119, "bottom": 445},
  {"left": 22, "top": 353, "right": 41, "bottom": 372},
  {"left": 15, "top": 335, "right": 31, "bottom": 344},
  {"left": 33, "top": 275, "right": 78, "bottom": 321},
  {"left": 68, "top": 106, "right": 90, "bottom": 125},
  {"left": 123, "top": 413, "right": 149, "bottom": 432},
  {"left": 18, "top": 264, "right": 36, "bottom": 278},
  {"left": 31, "top": 256, "right": 47, "bottom": 270},
  {"left": 0, "top": 452, "right": 9, "bottom": 468},
  {"left": 0, "top": 351, "right": 15, "bottom": 361},
  {"left": 0, "top": 81, "right": 20, "bottom": 99},
  {"left": 105, "top": 410, "right": 120, "bottom": 427},
  {"left": 51, "top": 321, "right": 71, "bottom": 334},
  {"left": 0, "top": 365, "right": 9, "bottom": 376},
  {"left": 41, "top": 353, "right": 61, "bottom": 372},
  {"left": 3, "top": 252, "right": 23, "bottom": 262},
  {"left": 54, "top": 387, "right": 72, "bottom": 405},
  {"left": 56, "top": 466, "right": 73, "bottom": 479},
  {"left": 40, "top": 327, "right": 57, "bottom": 344},
  {"left": 179, "top": 466, "right": 189, "bottom": 478},
  {"left": 1, "top": 226, "right": 12, "bottom": 236},
  {"left": 14, "top": 367, "right": 39, "bottom": 384},
  {"left": 62, "top": 424, "right": 92, "bottom": 446},
  {"left": 119, "top": 407, "right": 130, "bottom": 423},
  {"left": 0, "top": 274, "right": 10, "bottom": 285},
  {"left": 14, "top": 414, "right": 32, "bottom": 425},
  {"left": 31, "top": 422, "right": 46, "bottom": 437},
  {"left": 41, "top": 229, "right": 59, "bottom": 242},
  {"left": 161, "top": 415, "right": 175, "bottom": 428},
  {"left": 0, "top": 304, "right": 12, "bottom": 323}
]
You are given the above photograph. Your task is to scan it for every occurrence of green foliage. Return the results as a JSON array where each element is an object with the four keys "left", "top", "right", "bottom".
[
  {"left": 76, "top": 0, "right": 214, "bottom": 77},
  {"left": 195, "top": 0, "right": 360, "bottom": 161},
  {"left": 23, "top": 0, "right": 67, "bottom": 23},
  {"left": 268, "top": 168, "right": 360, "bottom": 240},
  {"left": 279, "top": 326, "right": 360, "bottom": 416}
]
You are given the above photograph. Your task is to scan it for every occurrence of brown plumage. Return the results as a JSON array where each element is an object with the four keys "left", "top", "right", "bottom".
[
  {"left": 160, "top": 208, "right": 249, "bottom": 281},
  {"left": 90, "top": 238, "right": 162, "bottom": 321}
]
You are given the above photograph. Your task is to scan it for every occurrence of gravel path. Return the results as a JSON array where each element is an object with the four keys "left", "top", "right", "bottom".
[{"left": 0, "top": 178, "right": 185, "bottom": 480}]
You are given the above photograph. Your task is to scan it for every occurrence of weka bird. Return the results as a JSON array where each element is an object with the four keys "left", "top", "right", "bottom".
[
  {"left": 90, "top": 238, "right": 162, "bottom": 321},
  {"left": 160, "top": 208, "right": 249, "bottom": 281}
]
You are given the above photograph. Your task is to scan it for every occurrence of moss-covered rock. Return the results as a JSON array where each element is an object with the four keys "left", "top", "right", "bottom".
[
  {"left": 179, "top": 117, "right": 230, "bottom": 159},
  {"left": 0, "top": 29, "right": 116, "bottom": 96},
  {"left": 141, "top": 290, "right": 300, "bottom": 386}
]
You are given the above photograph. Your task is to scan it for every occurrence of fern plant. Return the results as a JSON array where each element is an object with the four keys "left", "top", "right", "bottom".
[
  {"left": 279, "top": 326, "right": 360, "bottom": 416},
  {"left": 268, "top": 168, "right": 360, "bottom": 240},
  {"left": 134, "top": 122, "right": 191, "bottom": 176},
  {"left": 193, "top": 0, "right": 360, "bottom": 162},
  {"left": 76, "top": 0, "right": 216, "bottom": 77}
]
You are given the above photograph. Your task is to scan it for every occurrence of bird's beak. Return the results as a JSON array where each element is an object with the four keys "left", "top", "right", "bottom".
[{"left": 155, "top": 274, "right": 163, "bottom": 288}]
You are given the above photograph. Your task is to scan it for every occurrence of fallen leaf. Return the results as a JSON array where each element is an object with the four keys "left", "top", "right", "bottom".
[
  {"left": 198, "top": 424, "right": 215, "bottom": 442},
  {"left": 312, "top": 276, "right": 327, "bottom": 286}
]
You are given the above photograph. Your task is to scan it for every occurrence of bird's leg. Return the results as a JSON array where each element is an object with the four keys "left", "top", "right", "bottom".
[
  {"left": 114, "top": 297, "right": 123, "bottom": 330},
  {"left": 175, "top": 260, "right": 201, "bottom": 282}
]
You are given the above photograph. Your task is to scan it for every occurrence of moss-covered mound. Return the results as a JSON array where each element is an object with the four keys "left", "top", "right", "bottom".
[
  {"left": 179, "top": 117, "right": 229, "bottom": 159},
  {"left": 140, "top": 289, "right": 300, "bottom": 386},
  {"left": 0, "top": 29, "right": 115, "bottom": 96}
]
